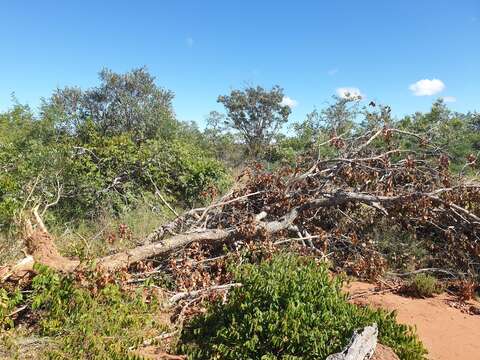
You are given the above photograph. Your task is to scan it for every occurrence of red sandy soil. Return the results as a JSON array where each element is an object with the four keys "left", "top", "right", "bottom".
[{"left": 347, "top": 282, "right": 480, "bottom": 360}]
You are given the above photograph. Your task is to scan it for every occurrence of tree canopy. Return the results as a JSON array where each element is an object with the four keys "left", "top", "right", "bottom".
[
  {"left": 42, "top": 67, "right": 176, "bottom": 140},
  {"left": 218, "top": 85, "right": 291, "bottom": 156}
]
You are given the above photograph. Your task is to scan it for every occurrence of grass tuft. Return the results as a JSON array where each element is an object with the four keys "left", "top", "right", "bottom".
[{"left": 404, "top": 274, "right": 444, "bottom": 298}]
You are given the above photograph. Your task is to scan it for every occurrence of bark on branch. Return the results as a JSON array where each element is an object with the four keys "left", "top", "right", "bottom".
[{"left": 3, "top": 184, "right": 479, "bottom": 278}]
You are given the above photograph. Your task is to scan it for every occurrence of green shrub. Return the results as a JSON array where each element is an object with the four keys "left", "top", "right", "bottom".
[
  {"left": 405, "top": 274, "right": 443, "bottom": 298},
  {"left": 179, "top": 254, "right": 427, "bottom": 360},
  {"left": 29, "top": 264, "right": 166, "bottom": 359},
  {"left": 0, "top": 288, "right": 23, "bottom": 329},
  {"left": 0, "top": 103, "right": 231, "bottom": 235}
]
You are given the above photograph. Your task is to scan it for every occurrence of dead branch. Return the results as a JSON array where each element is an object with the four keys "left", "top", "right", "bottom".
[
  {"left": 41, "top": 176, "right": 62, "bottom": 217},
  {"left": 387, "top": 268, "right": 461, "bottom": 278},
  {"left": 98, "top": 229, "right": 230, "bottom": 271},
  {"left": 5, "top": 125, "right": 480, "bottom": 295},
  {"left": 0, "top": 256, "right": 35, "bottom": 282},
  {"left": 168, "top": 283, "right": 242, "bottom": 305},
  {"left": 148, "top": 173, "right": 179, "bottom": 218},
  {"left": 326, "top": 324, "right": 378, "bottom": 360}
]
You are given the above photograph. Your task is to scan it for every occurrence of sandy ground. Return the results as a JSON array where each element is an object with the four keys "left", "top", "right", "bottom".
[{"left": 346, "top": 282, "right": 480, "bottom": 360}]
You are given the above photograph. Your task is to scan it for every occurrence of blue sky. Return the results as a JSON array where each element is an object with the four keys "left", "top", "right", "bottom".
[{"left": 0, "top": 0, "right": 479, "bottom": 126}]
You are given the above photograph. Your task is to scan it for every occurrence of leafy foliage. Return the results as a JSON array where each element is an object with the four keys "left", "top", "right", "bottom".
[
  {"left": 204, "top": 111, "right": 241, "bottom": 165},
  {"left": 44, "top": 67, "right": 176, "bottom": 140},
  {"left": 0, "top": 288, "right": 23, "bottom": 329},
  {"left": 28, "top": 264, "right": 166, "bottom": 359},
  {"left": 393, "top": 99, "right": 480, "bottom": 172},
  {"left": 0, "top": 73, "right": 231, "bottom": 234},
  {"left": 218, "top": 86, "right": 291, "bottom": 157},
  {"left": 180, "top": 255, "right": 427, "bottom": 360}
]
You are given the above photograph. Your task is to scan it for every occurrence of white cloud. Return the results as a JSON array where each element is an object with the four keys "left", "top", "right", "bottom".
[
  {"left": 442, "top": 96, "right": 457, "bottom": 103},
  {"left": 280, "top": 96, "right": 298, "bottom": 108},
  {"left": 336, "top": 87, "right": 363, "bottom": 99},
  {"left": 328, "top": 68, "right": 339, "bottom": 76},
  {"left": 409, "top": 79, "right": 445, "bottom": 96},
  {"left": 186, "top": 37, "right": 194, "bottom": 48}
]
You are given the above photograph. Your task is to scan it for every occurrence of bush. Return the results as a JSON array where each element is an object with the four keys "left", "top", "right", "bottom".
[
  {"left": 179, "top": 254, "right": 427, "bottom": 360},
  {"left": 405, "top": 274, "right": 443, "bottom": 298},
  {"left": 28, "top": 264, "right": 166, "bottom": 359},
  {"left": 0, "top": 104, "right": 231, "bottom": 234}
]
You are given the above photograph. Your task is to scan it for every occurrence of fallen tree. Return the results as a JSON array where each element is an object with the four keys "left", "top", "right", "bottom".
[
  {"left": 2, "top": 125, "right": 480, "bottom": 289},
  {"left": 2, "top": 123, "right": 479, "bottom": 360}
]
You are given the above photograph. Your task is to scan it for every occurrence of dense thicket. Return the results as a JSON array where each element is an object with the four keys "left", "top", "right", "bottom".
[
  {"left": 0, "top": 68, "right": 230, "bottom": 234},
  {"left": 2, "top": 70, "right": 479, "bottom": 238},
  {"left": 2, "top": 68, "right": 479, "bottom": 238}
]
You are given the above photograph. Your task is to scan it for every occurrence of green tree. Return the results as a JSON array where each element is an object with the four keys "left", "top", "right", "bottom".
[
  {"left": 218, "top": 86, "right": 291, "bottom": 157},
  {"left": 320, "top": 95, "right": 360, "bottom": 135},
  {"left": 204, "top": 111, "right": 238, "bottom": 163},
  {"left": 397, "top": 99, "right": 480, "bottom": 171},
  {"left": 271, "top": 96, "right": 361, "bottom": 164},
  {"left": 43, "top": 67, "right": 176, "bottom": 140}
]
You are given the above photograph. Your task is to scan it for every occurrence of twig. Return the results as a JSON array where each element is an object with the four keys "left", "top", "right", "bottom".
[
  {"left": 41, "top": 176, "right": 62, "bottom": 216},
  {"left": 348, "top": 285, "right": 402, "bottom": 300},
  {"left": 20, "top": 173, "right": 42, "bottom": 212},
  {"left": 195, "top": 190, "right": 264, "bottom": 224},
  {"left": 129, "top": 330, "right": 180, "bottom": 349},
  {"left": 148, "top": 174, "right": 179, "bottom": 218},
  {"left": 194, "top": 254, "right": 228, "bottom": 265},
  {"left": 353, "top": 128, "right": 382, "bottom": 154},
  {"left": 274, "top": 235, "right": 321, "bottom": 245},
  {"left": 7, "top": 305, "right": 28, "bottom": 317},
  {"left": 169, "top": 283, "right": 242, "bottom": 305},
  {"left": 387, "top": 268, "right": 461, "bottom": 278}
]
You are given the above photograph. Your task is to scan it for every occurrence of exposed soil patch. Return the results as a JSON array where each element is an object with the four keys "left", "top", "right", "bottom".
[
  {"left": 24, "top": 227, "right": 79, "bottom": 272},
  {"left": 347, "top": 282, "right": 480, "bottom": 360}
]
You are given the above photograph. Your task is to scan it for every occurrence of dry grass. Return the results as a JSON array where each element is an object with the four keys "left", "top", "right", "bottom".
[
  {"left": 0, "top": 203, "right": 178, "bottom": 274},
  {"left": 0, "top": 233, "right": 24, "bottom": 267},
  {"left": 52, "top": 204, "right": 178, "bottom": 260},
  {"left": 0, "top": 330, "right": 50, "bottom": 360}
]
